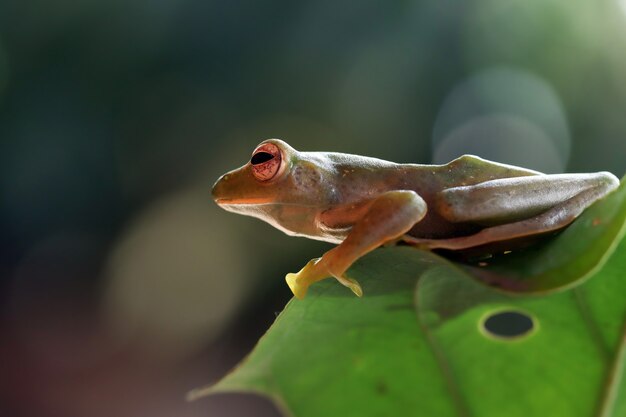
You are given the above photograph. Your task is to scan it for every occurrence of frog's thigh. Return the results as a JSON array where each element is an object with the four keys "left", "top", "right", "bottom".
[
  {"left": 324, "top": 190, "right": 427, "bottom": 279},
  {"left": 423, "top": 181, "right": 616, "bottom": 251},
  {"left": 437, "top": 172, "right": 618, "bottom": 224}
]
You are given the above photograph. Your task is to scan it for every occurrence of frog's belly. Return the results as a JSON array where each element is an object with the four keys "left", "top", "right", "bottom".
[{"left": 405, "top": 211, "right": 483, "bottom": 240}]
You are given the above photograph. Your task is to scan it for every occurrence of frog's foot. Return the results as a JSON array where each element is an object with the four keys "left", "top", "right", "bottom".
[
  {"left": 285, "top": 258, "right": 363, "bottom": 299},
  {"left": 285, "top": 258, "right": 328, "bottom": 300},
  {"left": 285, "top": 272, "right": 309, "bottom": 300}
]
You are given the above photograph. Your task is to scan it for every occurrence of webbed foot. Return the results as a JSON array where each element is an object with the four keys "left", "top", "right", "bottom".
[
  {"left": 285, "top": 258, "right": 325, "bottom": 299},
  {"left": 285, "top": 257, "right": 363, "bottom": 299}
]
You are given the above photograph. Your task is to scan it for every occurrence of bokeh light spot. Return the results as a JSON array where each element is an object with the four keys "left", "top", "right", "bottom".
[
  {"left": 620, "top": 0, "right": 626, "bottom": 17},
  {"left": 432, "top": 67, "right": 570, "bottom": 172},
  {"left": 433, "top": 115, "right": 562, "bottom": 173},
  {"left": 103, "top": 184, "right": 250, "bottom": 360}
]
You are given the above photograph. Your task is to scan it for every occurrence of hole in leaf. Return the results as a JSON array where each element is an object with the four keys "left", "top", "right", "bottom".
[{"left": 482, "top": 310, "right": 535, "bottom": 340}]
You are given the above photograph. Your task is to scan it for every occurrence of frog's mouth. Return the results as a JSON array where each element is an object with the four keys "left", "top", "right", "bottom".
[
  {"left": 212, "top": 173, "right": 275, "bottom": 206},
  {"left": 214, "top": 197, "right": 274, "bottom": 205},
  {"left": 216, "top": 199, "right": 285, "bottom": 225}
]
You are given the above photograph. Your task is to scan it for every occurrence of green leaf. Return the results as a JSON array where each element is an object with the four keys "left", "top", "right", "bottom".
[
  {"left": 458, "top": 175, "right": 626, "bottom": 293},
  {"left": 190, "top": 178, "right": 626, "bottom": 417}
]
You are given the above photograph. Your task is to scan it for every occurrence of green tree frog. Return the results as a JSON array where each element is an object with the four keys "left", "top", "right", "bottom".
[{"left": 212, "top": 139, "right": 619, "bottom": 299}]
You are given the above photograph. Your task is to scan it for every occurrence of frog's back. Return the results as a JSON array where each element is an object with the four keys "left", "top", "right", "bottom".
[{"left": 429, "top": 155, "right": 540, "bottom": 188}]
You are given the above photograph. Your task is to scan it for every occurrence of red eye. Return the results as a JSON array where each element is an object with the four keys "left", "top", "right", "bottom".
[{"left": 250, "top": 143, "right": 282, "bottom": 181}]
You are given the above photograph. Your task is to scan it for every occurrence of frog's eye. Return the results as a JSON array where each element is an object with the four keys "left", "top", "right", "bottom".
[
  {"left": 250, "top": 143, "right": 282, "bottom": 181},
  {"left": 251, "top": 152, "right": 274, "bottom": 165}
]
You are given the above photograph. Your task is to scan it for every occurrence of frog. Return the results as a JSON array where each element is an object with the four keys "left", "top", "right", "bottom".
[{"left": 211, "top": 139, "right": 619, "bottom": 299}]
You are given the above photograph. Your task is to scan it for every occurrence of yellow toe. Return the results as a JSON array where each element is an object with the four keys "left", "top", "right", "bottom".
[
  {"left": 286, "top": 273, "right": 309, "bottom": 300},
  {"left": 334, "top": 274, "right": 363, "bottom": 297},
  {"left": 344, "top": 278, "right": 363, "bottom": 297}
]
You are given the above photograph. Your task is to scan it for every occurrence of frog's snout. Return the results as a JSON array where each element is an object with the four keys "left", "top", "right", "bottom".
[
  {"left": 212, "top": 172, "right": 239, "bottom": 205},
  {"left": 211, "top": 174, "right": 226, "bottom": 202},
  {"left": 211, "top": 168, "right": 274, "bottom": 206}
]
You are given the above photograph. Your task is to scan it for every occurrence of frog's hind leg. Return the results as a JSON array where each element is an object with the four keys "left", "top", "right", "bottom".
[
  {"left": 437, "top": 173, "right": 618, "bottom": 225},
  {"left": 410, "top": 172, "right": 619, "bottom": 251}
]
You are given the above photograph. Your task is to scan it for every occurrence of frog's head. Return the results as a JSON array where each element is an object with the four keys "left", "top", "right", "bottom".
[{"left": 212, "top": 139, "right": 334, "bottom": 217}]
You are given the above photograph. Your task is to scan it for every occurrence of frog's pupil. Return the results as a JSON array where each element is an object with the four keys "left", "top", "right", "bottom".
[{"left": 251, "top": 152, "right": 274, "bottom": 165}]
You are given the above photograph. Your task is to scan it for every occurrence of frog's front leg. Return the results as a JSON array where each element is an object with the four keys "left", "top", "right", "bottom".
[{"left": 286, "top": 190, "right": 427, "bottom": 299}]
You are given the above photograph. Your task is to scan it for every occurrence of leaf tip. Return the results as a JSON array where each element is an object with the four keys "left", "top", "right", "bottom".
[{"left": 186, "top": 385, "right": 213, "bottom": 402}]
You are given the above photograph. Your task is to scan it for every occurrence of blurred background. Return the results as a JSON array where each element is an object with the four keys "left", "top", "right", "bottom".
[{"left": 1, "top": 0, "right": 625, "bottom": 416}]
